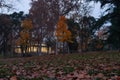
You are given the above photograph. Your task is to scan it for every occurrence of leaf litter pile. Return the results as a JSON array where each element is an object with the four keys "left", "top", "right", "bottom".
[{"left": 0, "top": 52, "right": 120, "bottom": 80}]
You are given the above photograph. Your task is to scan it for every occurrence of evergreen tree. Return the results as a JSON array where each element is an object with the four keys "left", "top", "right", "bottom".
[{"left": 87, "top": 0, "right": 120, "bottom": 49}]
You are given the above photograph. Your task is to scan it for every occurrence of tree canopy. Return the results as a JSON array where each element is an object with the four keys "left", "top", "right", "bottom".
[
  {"left": 55, "top": 16, "right": 72, "bottom": 42},
  {"left": 87, "top": 0, "right": 120, "bottom": 49}
]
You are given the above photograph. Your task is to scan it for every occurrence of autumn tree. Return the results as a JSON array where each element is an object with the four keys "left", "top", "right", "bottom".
[
  {"left": 16, "top": 18, "right": 33, "bottom": 56},
  {"left": 30, "top": 0, "right": 94, "bottom": 54},
  {"left": 29, "top": 0, "right": 86, "bottom": 53},
  {"left": 55, "top": 16, "right": 72, "bottom": 53},
  {"left": 29, "top": 0, "right": 60, "bottom": 55}
]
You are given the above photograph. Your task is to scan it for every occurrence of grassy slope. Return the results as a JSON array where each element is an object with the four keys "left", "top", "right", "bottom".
[{"left": 0, "top": 52, "right": 120, "bottom": 79}]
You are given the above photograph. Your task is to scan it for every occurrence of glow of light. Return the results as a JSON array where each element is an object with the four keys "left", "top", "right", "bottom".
[{"left": 15, "top": 45, "right": 51, "bottom": 54}]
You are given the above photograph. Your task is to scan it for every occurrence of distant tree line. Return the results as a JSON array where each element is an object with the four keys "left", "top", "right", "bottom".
[{"left": 0, "top": 0, "right": 120, "bottom": 58}]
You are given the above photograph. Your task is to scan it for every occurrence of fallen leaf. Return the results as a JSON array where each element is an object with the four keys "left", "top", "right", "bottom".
[
  {"left": 10, "top": 75, "right": 17, "bottom": 80},
  {"left": 97, "top": 73, "right": 104, "bottom": 78},
  {"left": 117, "top": 76, "right": 120, "bottom": 80}
]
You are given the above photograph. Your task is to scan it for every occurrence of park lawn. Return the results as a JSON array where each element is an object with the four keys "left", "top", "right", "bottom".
[{"left": 0, "top": 51, "right": 120, "bottom": 80}]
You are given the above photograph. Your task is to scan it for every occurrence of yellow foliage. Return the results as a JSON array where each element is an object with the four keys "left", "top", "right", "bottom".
[
  {"left": 55, "top": 16, "right": 72, "bottom": 42},
  {"left": 16, "top": 38, "right": 20, "bottom": 46},
  {"left": 20, "top": 31, "right": 29, "bottom": 40},
  {"left": 59, "top": 16, "right": 66, "bottom": 22},
  {"left": 21, "top": 19, "right": 33, "bottom": 30},
  {"left": 16, "top": 18, "right": 33, "bottom": 46}
]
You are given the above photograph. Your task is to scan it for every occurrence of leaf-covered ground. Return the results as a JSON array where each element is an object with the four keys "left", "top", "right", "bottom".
[{"left": 0, "top": 52, "right": 120, "bottom": 80}]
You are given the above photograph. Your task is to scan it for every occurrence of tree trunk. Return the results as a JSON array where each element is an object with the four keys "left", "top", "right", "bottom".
[
  {"left": 67, "top": 42, "right": 70, "bottom": 54},
  {"left": 56, "top": 41, "right": 58, "bottom": 55}
]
